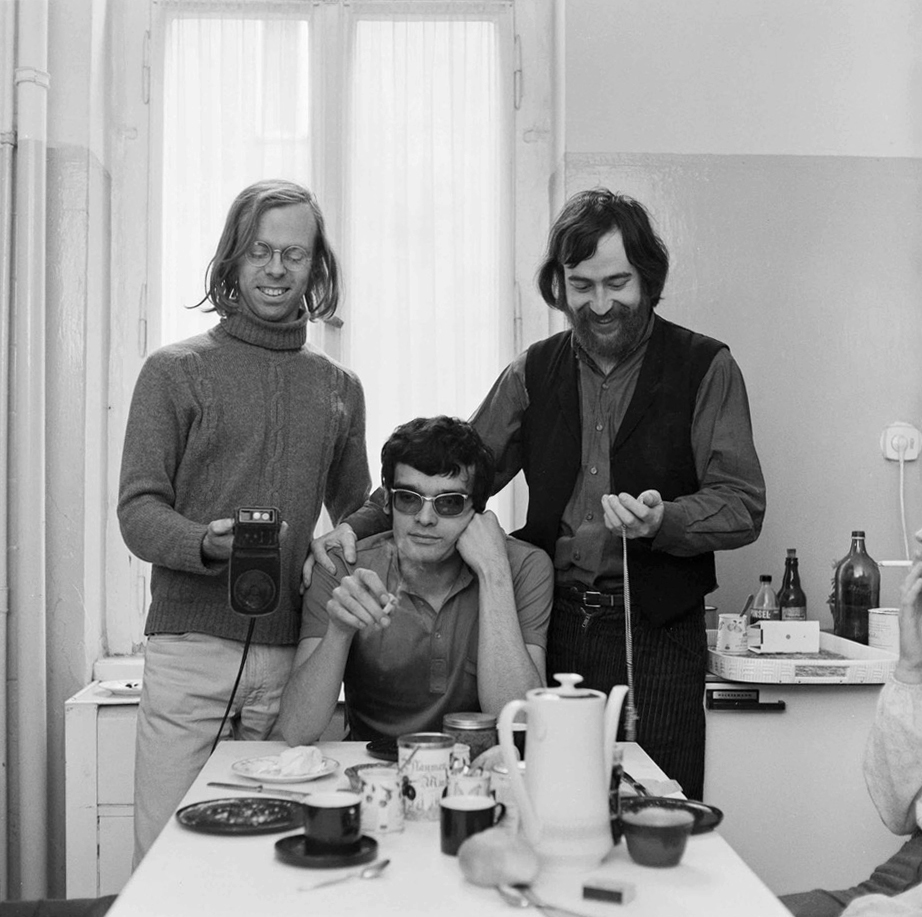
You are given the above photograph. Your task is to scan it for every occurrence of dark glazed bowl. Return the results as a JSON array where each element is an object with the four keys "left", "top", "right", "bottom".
[
  {"left": 619, "top": 805, "right": 695, "bottom": 867},
  {"left": 613, "top": 795, "right": 724, "bottom": 839}
]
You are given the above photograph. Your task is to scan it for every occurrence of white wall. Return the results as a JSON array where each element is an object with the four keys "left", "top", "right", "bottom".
[
  {"left": 563, "top": 0, "right": 922, "bottom": 625},
  {"left": 566, "top": 0, "right": 922, "bottom": 157}
]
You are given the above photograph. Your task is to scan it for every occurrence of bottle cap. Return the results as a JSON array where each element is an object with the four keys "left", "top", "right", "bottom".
[
  {"left": 759, "top": 574, "right": 772, "bottom": 582},
  {"left": 786, "top": 548, "right": 796, "bottom": 557},
  {"left": 852, "top": 530, "right": 865, "bottom": 537}
]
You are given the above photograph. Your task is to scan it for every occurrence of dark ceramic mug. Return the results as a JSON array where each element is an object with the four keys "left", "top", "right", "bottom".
[
  {"left": 439, "top": 794, "right": 505, "bottom": 856},
  {"left": 302, "top": 791, "right": 362, "bottom": 853}
]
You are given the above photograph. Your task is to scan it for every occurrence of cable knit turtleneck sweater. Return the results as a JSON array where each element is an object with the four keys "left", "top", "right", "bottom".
[{"left": 118, "top": 307, "right": 370, "bottom": 645}]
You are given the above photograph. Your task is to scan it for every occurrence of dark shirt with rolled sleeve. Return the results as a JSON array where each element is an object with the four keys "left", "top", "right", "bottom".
[{"left": 471, "top": 315, "right": 765, "bottom": 586}]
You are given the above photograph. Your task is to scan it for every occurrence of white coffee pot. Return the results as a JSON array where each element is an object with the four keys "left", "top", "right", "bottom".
[{"left": 497, "top": 673, "right": 628, "bottom": 871}]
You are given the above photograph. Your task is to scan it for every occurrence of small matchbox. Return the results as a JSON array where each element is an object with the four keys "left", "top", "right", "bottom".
[{"left": 583, "top": 879, "right": 636, "bottom": 904}]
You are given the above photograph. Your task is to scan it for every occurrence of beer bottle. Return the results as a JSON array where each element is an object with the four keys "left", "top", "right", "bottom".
[
  {"left": 751, "top": 575, "right": 780, "bottom": 622},
  {"left": 830, "top": 531, "right": 880, "bottom": 645},
  {"left": 778, "top": 549, "right": 808, "bottom": 621}
]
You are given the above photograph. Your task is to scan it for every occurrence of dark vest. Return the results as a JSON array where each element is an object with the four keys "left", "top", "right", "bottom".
[{"left": 512, "top": 316, "right": 725, "bottom": 627}]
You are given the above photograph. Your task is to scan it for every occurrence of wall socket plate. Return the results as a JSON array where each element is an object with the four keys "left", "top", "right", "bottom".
[{"left": 881, "top": 421, "right": 922, "bottom": 461}]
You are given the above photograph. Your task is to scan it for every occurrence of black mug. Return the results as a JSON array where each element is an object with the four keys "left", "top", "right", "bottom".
[
  {"left": 302, "top": 791, "right": 362, "bottom": 853},
  {"left": 439, "top": 795, "right": 505, "bottom": 856}
]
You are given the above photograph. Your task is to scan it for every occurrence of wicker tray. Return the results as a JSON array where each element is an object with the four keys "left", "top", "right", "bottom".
[{"left": 706, "top": 630, "right": 897, "bottom": 684}]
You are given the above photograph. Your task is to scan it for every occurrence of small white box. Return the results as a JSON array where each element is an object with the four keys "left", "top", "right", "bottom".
[{"left": 746, "top": 621, "right": 821, "bottom": 654}]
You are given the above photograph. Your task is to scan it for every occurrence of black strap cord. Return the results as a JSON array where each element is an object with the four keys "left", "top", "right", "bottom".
[{"left": 210, "top": 617, "right": 257, "bottom": 756}]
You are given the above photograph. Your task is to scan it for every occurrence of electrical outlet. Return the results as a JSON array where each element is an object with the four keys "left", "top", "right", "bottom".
[{"left": 881, "top": 422, "right": 922, "bottom": 461}]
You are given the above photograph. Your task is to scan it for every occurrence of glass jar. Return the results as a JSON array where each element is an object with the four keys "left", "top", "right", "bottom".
[{"left": 442, "top": 712, "right": 499, "bottom": 762}]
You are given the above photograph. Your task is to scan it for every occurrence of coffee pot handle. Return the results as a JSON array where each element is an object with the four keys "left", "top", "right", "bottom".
[
  {"left": 498, "top": 699, "right": 538, "bottom": 847},
  {"left": 603, "top": 685, "right": 629, "bottom": 775}
]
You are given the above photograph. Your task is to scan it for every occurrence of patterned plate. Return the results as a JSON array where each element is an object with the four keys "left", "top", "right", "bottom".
[{"left": 176, "top": 797, "right": 304, "bottom": 835}]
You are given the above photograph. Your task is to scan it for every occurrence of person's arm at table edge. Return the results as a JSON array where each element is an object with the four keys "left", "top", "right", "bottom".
[
  {"left": 864, "top": 547, "right": 922, "bottom": 834},
  {"left": 461, "top": 517, "right": 548, "bottom": 714},
  {"left": 278, "top": 633, "right": 350, "bottom": 746}
]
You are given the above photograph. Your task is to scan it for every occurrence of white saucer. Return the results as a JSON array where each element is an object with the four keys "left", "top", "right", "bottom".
[
  {"left": 99, "top": 679, "right": 142, "bottom": 696},
  {"left": 231, "top": 756, "right": 339, "bottom": 784}
]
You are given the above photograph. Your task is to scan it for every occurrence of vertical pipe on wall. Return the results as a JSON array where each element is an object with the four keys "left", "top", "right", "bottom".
[
  {"left": 0, "top": 0, "right": 16, "bottom": 900},
  {"left": 10, "top": 0, "right": 49, "bottom": 899}
]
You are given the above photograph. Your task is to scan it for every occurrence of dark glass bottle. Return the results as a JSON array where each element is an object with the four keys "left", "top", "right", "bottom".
[
  {"left": 778, "top": 549, "right": 807, "bottom": 621},
  {"left": 830, "top": 531, "right": 880, "bottom": 644}
]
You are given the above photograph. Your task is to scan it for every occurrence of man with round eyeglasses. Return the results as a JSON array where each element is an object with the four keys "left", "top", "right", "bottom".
[
  {"left": 118, "top": 179, "right": 370, "bottom": 864},
  {"left": 278, "top": 415, "right": 552, "bottom": 745}
]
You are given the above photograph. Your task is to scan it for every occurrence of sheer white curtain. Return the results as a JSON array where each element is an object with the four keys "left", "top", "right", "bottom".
[
  {"left": 155, "top": 1, "right": 513, "bottom": 520},
  {"left": 158, "top": 13, "right": 312, "bottom": 345},
  {"left": 347, "top": 13, "right": 512, "bottom": 517}
]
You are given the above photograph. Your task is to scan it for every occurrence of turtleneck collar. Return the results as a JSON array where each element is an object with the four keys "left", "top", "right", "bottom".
[{"left": 219, "top": 306, "right": 309, "bottom": 351}]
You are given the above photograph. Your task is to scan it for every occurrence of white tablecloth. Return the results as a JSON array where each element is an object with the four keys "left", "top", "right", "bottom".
[{"left": 105, "top": 740, "right": 789, "bottom": 917}]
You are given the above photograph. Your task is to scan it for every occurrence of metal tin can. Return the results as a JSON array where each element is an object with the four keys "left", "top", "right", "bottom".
[
  {"left": 397, "top": 732, "right": 453, "bottom": 821},
  {"left": 868, "top": 607, "right": 900, "bottom": 654},
  {"left": 442, "top": 711, "right": 499, "bottom": 762}
]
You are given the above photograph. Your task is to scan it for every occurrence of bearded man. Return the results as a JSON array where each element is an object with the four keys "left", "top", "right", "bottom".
[{"left": 309, "top": 189, "right": 765, "bottom": 800}]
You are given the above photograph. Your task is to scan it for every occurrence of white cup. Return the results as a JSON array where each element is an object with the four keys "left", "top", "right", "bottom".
[
  {"left": 716, "top": 613, "right": 748, "bottom": 655},
  {"left": 359, "top": 766, "right": 404, "bottom": 835}
]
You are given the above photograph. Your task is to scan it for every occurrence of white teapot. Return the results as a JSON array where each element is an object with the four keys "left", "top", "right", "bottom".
[{"left": 497, "top": 673, "right": 627, "bottom": 871}]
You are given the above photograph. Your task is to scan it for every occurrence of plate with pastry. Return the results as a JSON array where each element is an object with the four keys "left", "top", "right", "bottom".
[{"left": 231, "top": 746, "right": 337, "bottom": 784}]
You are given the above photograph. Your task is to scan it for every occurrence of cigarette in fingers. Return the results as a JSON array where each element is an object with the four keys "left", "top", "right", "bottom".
[{"left": 381, "top": 593, "right": 399, "bottom": 616}]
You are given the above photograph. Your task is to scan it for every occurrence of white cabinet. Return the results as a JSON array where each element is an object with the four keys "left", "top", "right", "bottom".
[
  {"left": 64, "top": 684, "right": 139, "bottom": 897},
  {"left": 65, "top": 677, "right": 348, "bottom": 896},
  {"left": 704, "top": 681, "right": 900, "bottom": 896}
]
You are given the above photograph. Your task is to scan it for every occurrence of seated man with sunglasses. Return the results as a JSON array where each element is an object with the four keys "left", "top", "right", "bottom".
[{"left": 279, "top": 415, "right": 552, "bottom": 744}]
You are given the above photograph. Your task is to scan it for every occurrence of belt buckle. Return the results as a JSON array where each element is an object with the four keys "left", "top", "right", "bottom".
[{"left": 581, "top": 591, "right": 605, "bottom": 608}]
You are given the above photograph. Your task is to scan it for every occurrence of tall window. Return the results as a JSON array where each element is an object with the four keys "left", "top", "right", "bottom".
[
  {"left": 153, "top": 1, "right": 513, "bottom": 482},
  {"left": 106, "top": 0, "right": 551, "bottom": 653}
]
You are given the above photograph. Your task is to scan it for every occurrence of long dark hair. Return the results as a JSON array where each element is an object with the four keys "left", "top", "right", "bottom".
[
  {"left": 198, "top": 179, "right": 341, "bottom": 320},
  {"left": 537, "top": 189, "right": 669, "bottom": 311}
]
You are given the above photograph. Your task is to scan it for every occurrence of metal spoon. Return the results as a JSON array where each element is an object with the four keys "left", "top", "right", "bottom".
[
  {"left": 299, "top": 858, "right": 390, "bottom": 891},
  {"left": 497, "top": 884, "right": 594, "bottom": 917}
]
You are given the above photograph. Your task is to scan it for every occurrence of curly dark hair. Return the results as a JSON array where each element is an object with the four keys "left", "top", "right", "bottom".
[
  {"left": 537, "top": 188, "right": 669, "bottom": 312},
  {"left": 197, "top": 179, "right": 340, "bottom": 320},
  {"left": 380, "top": 416, "right": 495, "bottom": 513}
]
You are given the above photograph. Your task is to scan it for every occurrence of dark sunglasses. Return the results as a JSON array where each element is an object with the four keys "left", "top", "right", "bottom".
[{"left": 390, "top": 488, "right": 471, "bottom": 518}]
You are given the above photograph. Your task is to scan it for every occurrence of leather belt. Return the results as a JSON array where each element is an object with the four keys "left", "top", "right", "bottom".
[{"left": 556, "top": 585, "right": 624, "bottom": 608}]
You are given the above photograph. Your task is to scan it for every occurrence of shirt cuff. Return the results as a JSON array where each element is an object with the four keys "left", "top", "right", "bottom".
[{"left": 651, "top": 501, "right": 685, "bottom": 551}]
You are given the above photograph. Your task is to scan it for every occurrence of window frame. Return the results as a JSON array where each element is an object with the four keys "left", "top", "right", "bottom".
[{"left": 104, "top": 0, "right": 555, "bottom": 654}]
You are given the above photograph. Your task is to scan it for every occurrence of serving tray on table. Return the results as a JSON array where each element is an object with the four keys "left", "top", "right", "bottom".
[{"left": 706, "top": 630, "right": 897, "bottom": 684}]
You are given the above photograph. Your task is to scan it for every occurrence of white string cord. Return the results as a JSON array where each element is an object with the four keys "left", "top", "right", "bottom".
[
  {"left": 900, "top": 453, "right": 911, "bottom": 560},
  {"left": 621, "top": 525, "right": 638, "bottom": 742}
]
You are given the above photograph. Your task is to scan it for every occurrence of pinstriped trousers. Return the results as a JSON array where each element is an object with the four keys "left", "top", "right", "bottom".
[{"left": 546, "top": 591, "right": 708, "bottom": 801}]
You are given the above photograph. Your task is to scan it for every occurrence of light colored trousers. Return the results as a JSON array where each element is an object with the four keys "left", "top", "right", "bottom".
[{"left": 132, "top": 633, "right": 296, "bottom": 866}]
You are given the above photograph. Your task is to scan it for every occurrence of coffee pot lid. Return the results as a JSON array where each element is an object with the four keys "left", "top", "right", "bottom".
[{"left": 534, "top": 672, "right": 601, "bottom": 700}]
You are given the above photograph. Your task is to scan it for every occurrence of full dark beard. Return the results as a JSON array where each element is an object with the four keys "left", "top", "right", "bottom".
[{"left": 568, "top": 298, "right": 652, "bottom": 363}]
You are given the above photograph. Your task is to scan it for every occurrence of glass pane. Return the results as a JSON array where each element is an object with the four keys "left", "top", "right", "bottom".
[
  {"left": 160, "top": 16, "right": 311, "bottom": 347},
  {"left": 348, "top": 18, "right": 509, "bottom": 488}
]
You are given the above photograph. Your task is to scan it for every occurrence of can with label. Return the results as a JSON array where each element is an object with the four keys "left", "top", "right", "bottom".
[
  {"left": 398, "top": 732, "right": 453, "bottom": 822},
  {"left": 442, "top": 711, "right": 499, "bottom": 762},
  {"left": 868, "top": 607, "right": 900, "bottom": 654}
]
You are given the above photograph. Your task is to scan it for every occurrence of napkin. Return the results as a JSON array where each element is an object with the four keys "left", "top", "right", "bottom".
[{"left": 277, "top": 745, "right": 324, "bottom": 776}]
